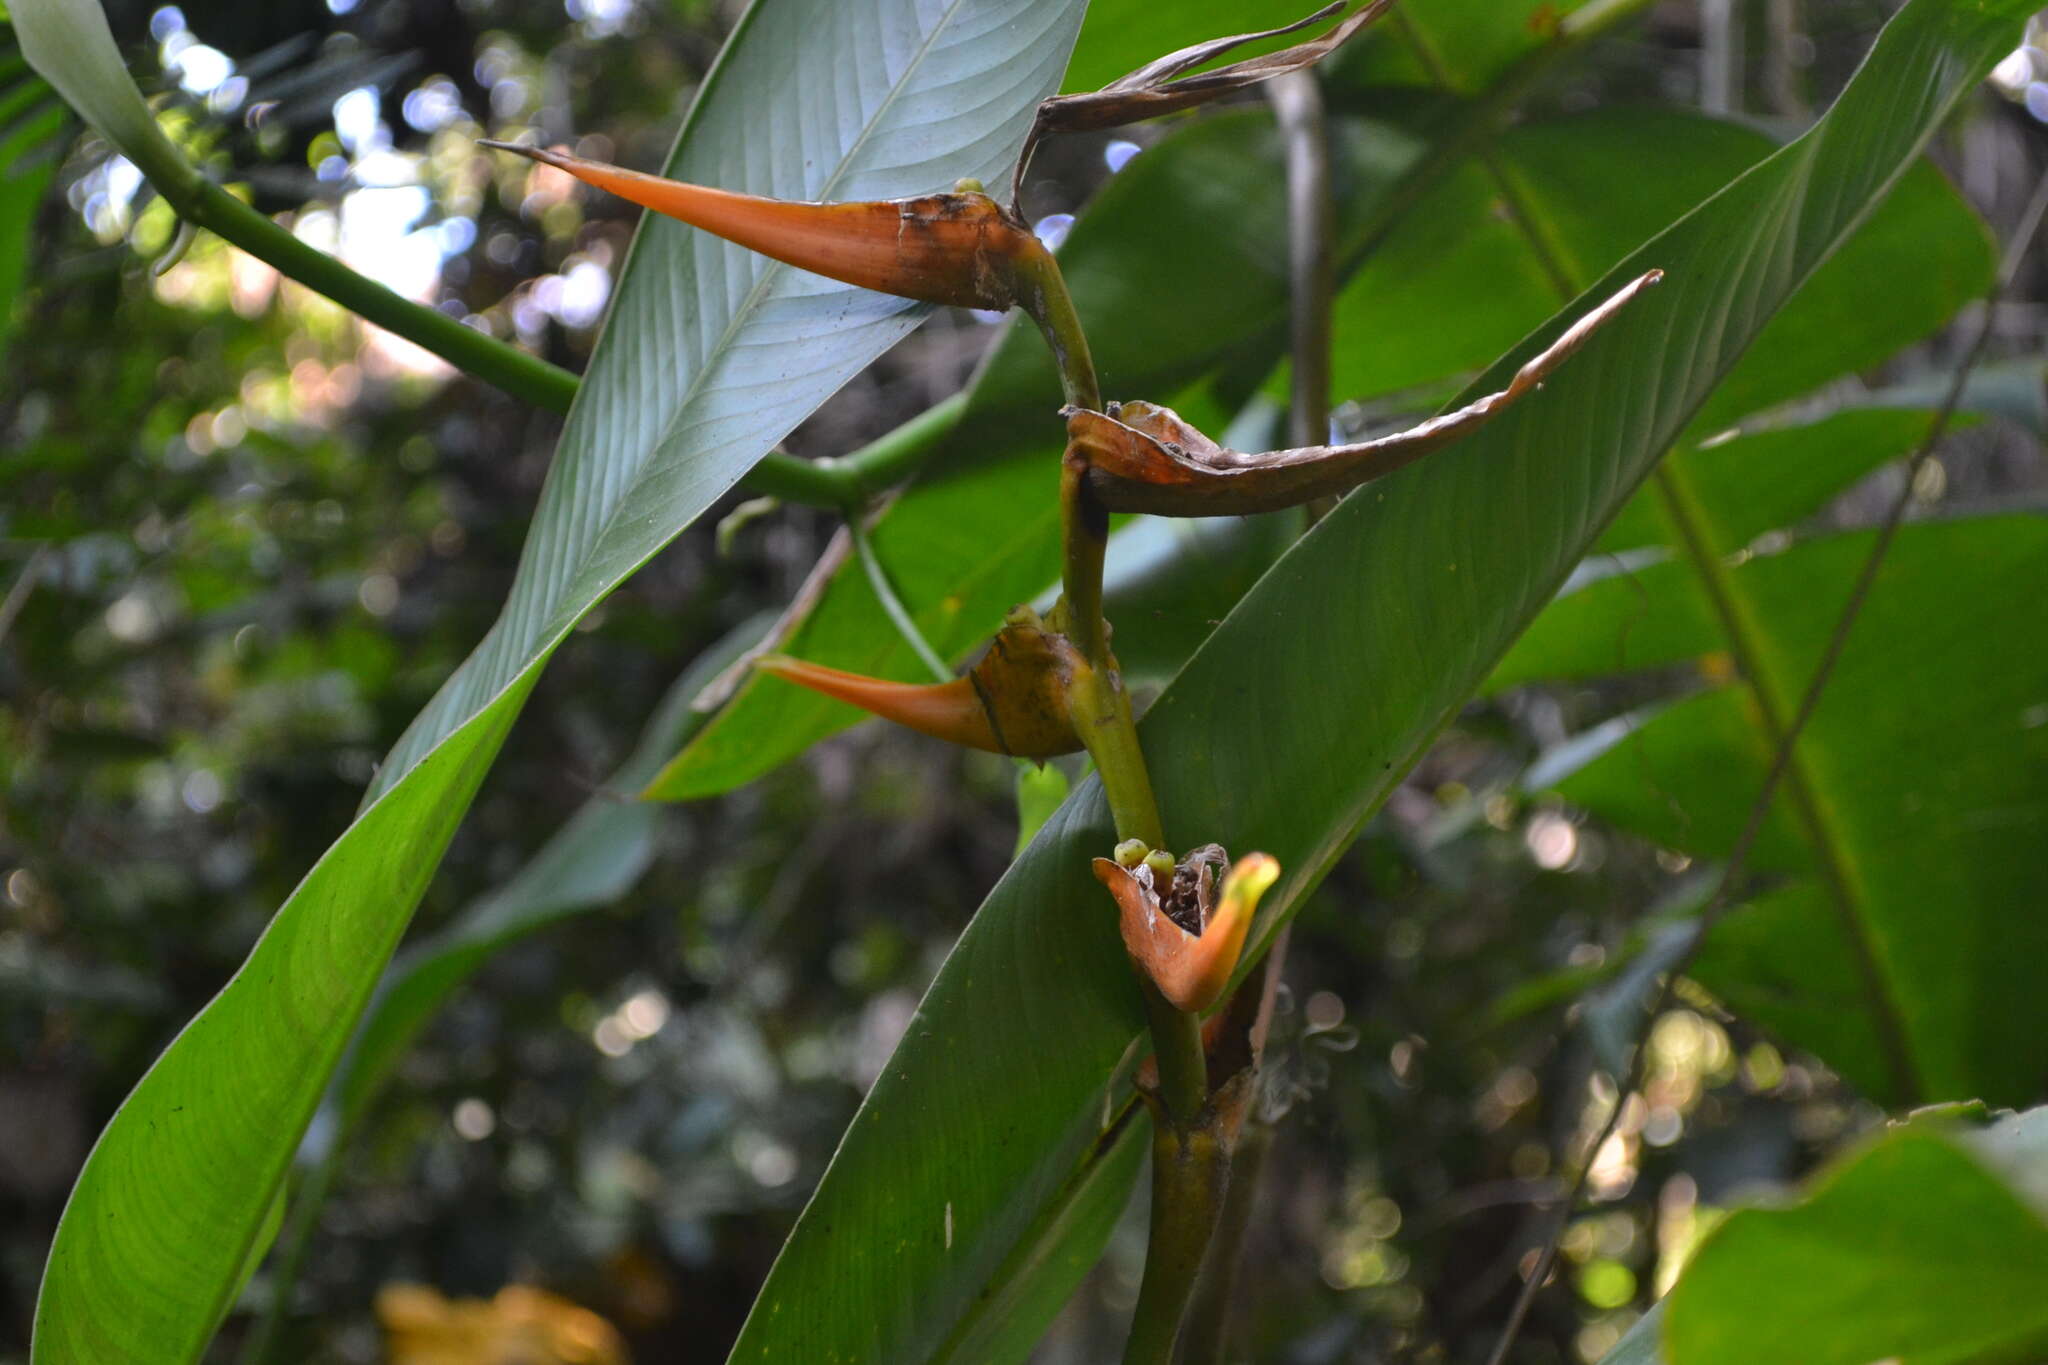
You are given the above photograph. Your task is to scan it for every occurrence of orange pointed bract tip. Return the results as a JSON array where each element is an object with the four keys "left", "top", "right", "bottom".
[
  {"left": 1065, "top": 269, "right": 1664, "bottom": 517},
  {"left": 1093, "top": 847, "right": 1280, "bottom": 1014},
  {"left": 477, "top": 140, "right": 1046, "bottom": 311},
  {"left": 752, "top": 611, "right": 1088, "bottom": 759}
]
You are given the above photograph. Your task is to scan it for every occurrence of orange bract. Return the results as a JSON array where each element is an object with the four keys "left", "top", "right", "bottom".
[
  {"left": 754, "top": 611, "right": 1088, "bottom": 759},
  {"left": 479, "top": 141, "right": 1050, "bottom": 311},
  {"left": 1094, "top": 849, "right": 1280, "bottom": 1014}
]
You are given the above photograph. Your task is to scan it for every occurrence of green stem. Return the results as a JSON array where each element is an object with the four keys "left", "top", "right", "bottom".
[
  {"left": 1179, "top": 1121, "right": 1272, "bottom": 1365},
  {"left": 173, "top": 176, "right": 580, "bottom": 409},
  {"left": 1018, "top": 247, "right": 1101, "bottom": 412},
  {"left": 1065, "top": 654, "right": 1165, "bottom": 851},
  {"left": 1058, "top": 455, "right": 1111, "bottom": 666},
  {"left": 825, "top": 391, "right": 969, "bottom": 504},
  {"left": 1122, "top": 1114, "right": 1233, "bottom": 1365},
  {"left": 112, "top": 133, "right": 963, "bottom": 507},
  {"left": 1057, "top": 456, "right": 1165, "bottom": 850},
  {"left": 1024, "top": 183, "right": 1217, "bottom": 1365}
]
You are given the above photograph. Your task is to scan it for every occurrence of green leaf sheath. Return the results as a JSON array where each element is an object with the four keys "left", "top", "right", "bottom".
[
  {"left": 722, "top": 3, "right": 2037, "bottom": 1360},
  {"left": 29, "top": 1, "right": 1085, "bottom": 1360}
]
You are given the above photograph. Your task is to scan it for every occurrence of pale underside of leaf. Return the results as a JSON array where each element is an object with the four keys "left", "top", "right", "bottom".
[{"left": 30, "top": 1, "right": 1086, "bottom": 1359}]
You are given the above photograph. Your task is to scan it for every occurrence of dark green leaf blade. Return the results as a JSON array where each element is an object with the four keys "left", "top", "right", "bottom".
[
  {"left": 1664, "top": 1111, "right": 2048, "bottom": 1365},
  {"left": 1522, "top": 522, "right": 2048, "bottom": 1101}
]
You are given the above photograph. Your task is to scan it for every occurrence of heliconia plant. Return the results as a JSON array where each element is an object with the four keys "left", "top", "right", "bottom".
[
  {"left": 20, "top": 0, "right": 2048, "bottom": 1362},
  {"left": 472, "top": 9, "right": 1663, "bottom": 1352}
]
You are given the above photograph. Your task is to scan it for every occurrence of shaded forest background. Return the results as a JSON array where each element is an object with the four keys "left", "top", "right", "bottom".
[{"left": 3, "top": 1, "right": 2045, "bottom": 1360}]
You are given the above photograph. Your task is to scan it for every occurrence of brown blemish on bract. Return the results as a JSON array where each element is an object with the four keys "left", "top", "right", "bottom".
[
  {"left": 478, "top": 140, "right": 1049, "bottom": 312},
  {"left": 1064, "top": 269, "right": 1664, "bottom": 516}
]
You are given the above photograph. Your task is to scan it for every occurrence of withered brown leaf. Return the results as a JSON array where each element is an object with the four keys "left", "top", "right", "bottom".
[
  {"left": 1064, "top": 268, "right": 1664, "bottom": 517},
  {"left": 1013, "top": 0, "right": 1398, "bottom": 206}
]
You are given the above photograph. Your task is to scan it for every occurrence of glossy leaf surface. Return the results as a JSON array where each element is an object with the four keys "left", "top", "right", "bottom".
[
  {"left": 27, "top": 0, "right": 1086, "bottom": 1357},
  {"left": 1514, "top": 519, "right": 2048, "bottom": 1103},
  {"left": 1664, "top": 1109, "right": 2048, "bottom": 1365},
  {"left": 725, "top": 4, "right": 2032, "bottom": 1358}
]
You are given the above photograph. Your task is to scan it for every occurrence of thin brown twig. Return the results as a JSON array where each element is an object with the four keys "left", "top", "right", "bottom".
[{"left": 1481, "top": 165, "right": 2048, "bottom": 1365}]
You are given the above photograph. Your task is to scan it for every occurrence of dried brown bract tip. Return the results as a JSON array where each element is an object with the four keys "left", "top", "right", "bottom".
[
  {"left": 1064, "top": 269, "right": 1665, "bottom": 517},
  {"left": 1013, "top": 0, "right": 1398, "bottom": 206}
]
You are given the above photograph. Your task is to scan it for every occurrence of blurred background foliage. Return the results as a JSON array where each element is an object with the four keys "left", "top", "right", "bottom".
[{"left": 1, "top": 1, "right": 2044, "bottom": 1362}]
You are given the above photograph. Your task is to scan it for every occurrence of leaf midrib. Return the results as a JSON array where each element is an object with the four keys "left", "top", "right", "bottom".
[{"left": 602, "top": 0, "right": 973, "bottom": 564}]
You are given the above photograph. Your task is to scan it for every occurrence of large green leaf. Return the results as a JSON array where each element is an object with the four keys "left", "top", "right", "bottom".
[
  {"left": 1589, "top": 407, "right": 1962, "bottom": 559},
  {"left": 1342, "top": 0, "right": 1608, "bottom": 94},
  {"left": 931, "top": 1114, "right": 1146, "bottom": 1364},
  {"left": 1515, "top": 519, "right": 2048, "bottom": 1103},
  {"left": 1600, "top": 1302, "right": 1668, "bottom": 1365},
  {"left": 1449, "top": 81, "right": 2027, "bottom": 1107},
  {"left": 725, "top": 3, "right": 2034, "bottom": 1358},
  {"left": 1663, "top": 1108, "right": 2048, "bottom": 1365},
  {"left": 1327, "top": 109, "right": 1990, "bottom": 417},
  {"left": 26, "top": 0, "right": 1087, "bottom": 1358},
  {"left": 325, "top": 618, "right": 764, "bottom": 1137}
]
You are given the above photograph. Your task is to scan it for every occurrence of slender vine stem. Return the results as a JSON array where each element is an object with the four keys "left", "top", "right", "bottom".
[{"left": 104, "top": 120, "right": 969, "bottom": 507}]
